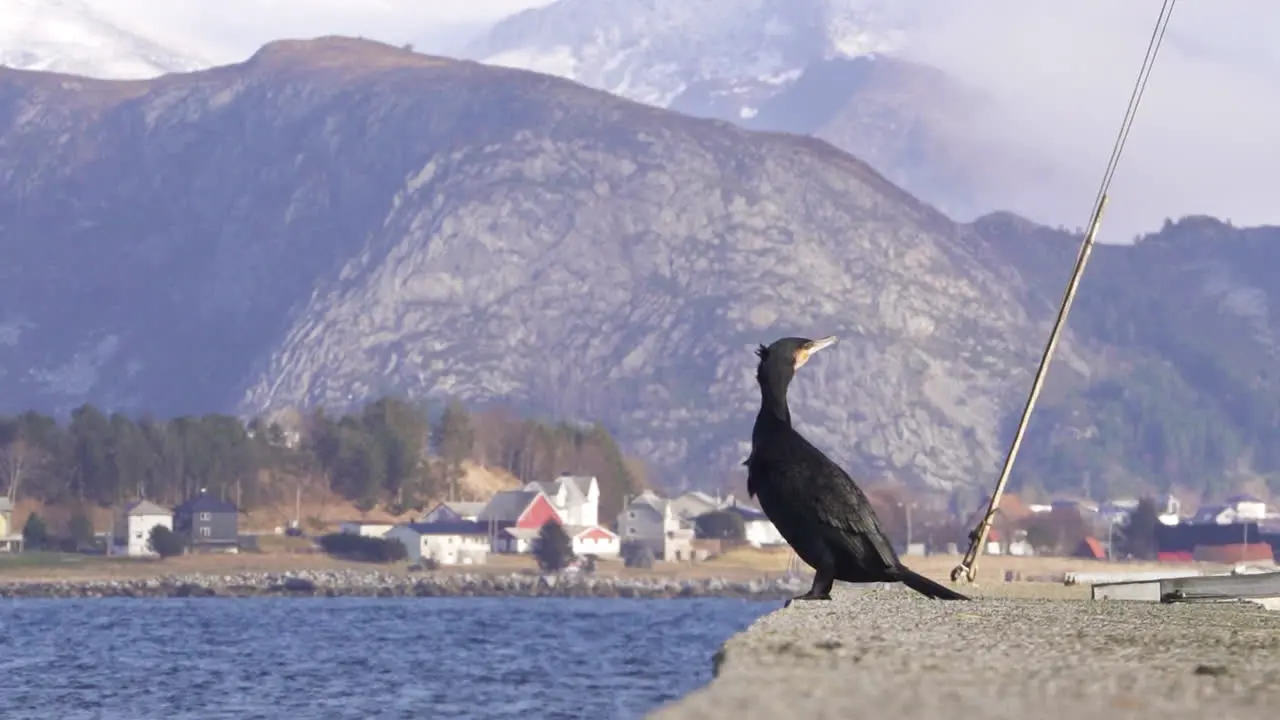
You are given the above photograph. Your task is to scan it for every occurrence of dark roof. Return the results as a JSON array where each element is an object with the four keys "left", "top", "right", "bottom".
[
  {"left": 1226, "top": 493, "right": 1263, "bottom": 504},
  {"left": 402, "top": 521, "right": 490, "bottom": 536},
  {"left": 173, "top": 494, "right": 239, "bottom": 514},
  {"left": 721, "top": 504, "right": 769, "bottom": 521},
  {"left": 124, "top": 500, "right": 171, "bottom": 516},
  {"left": 478, "top": 491, "right": 539, "bottom": 523}
]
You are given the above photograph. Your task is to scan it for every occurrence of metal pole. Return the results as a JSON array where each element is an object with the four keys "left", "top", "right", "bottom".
[
  {"left": 1107, "top": 518, "right": 1114, "bottom": 560},
  {"left": 905, "top": 503, "right": 913, "bottom": 551},
  {"left": 1242, "top": 522, "right": 1248, "bottom": 563},
  {"left": 951, "top": 196, "right": 1110, "bottom": 584}
]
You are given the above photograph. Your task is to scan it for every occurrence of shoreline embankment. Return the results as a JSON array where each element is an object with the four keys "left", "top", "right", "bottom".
[
  {"left": 0, "top": 569, "right": 805, "bottom": 600},
  {"left": 651, "top": 584, "right": 1280, "bottom": 720}
]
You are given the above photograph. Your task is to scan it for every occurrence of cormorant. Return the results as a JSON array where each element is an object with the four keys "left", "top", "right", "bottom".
[{"left": 745, "top": 336, "right": 969, "bottom": 603}]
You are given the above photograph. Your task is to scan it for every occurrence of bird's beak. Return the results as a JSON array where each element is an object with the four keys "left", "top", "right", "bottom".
[{"left": 795, "top": 335, "right": 837, "bottom": 369}]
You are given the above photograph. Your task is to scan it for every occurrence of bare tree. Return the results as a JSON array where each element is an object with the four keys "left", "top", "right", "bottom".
[{"left": 0, "top": 437, "right": 33, "bottom": 503}]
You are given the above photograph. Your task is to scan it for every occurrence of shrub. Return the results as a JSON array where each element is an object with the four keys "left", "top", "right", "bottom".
[
  {"left": 532, "top": 521, "right": 574, "bottom": 572},
  {"left": 150, "top": 525, "right": 186, "bottom": 558},
  {"left": 68, "top": 511, "right": 96, "bottom": 550},
  {"left": 22, "top": 513, "right": 49, "bottom": 550},
  {"left": 318, "top": 532, "right": 408, "bottom": 563},
  {"left": 622, "top": 540, "right": 655, "bottom": 569}
]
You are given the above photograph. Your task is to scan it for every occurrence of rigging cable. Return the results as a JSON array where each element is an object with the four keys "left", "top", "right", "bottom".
[{"left": 951, "top": 0, "right": 1179, "bottom": 584}]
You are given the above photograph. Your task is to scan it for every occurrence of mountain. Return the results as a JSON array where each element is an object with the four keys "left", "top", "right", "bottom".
[
  {"left": 0, "top": 36, "right": 1053, "bottom": 493},
  {"left": 976, "top": 213, "right": 1280, "bottom": 500},
  {"left": 0, "top": 0, "right": 205, "bottom": 79},
  {"left": 467, "top": 0, "right": 1051, "bottom": 223},
  {"left": 1, "top": 36, "right": 1277, "bottom": 500}
]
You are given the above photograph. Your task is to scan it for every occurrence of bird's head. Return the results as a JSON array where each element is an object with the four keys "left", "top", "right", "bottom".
[{"left": 755, "top": 335, "right": 837, "bottom": 389}]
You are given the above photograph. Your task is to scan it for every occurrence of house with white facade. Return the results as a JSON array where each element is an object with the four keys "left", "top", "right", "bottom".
[
  {"left": 667, "top": 491, "right": 728, "bottom": 524},
  {"left": 565, "top": 525, "right": 621, "bottom": 557},
  {"left": 1225, "top": 494, "right": 1268, "bottom": 521},
  {"left": 421, "top": 501, "right": 486, "bottom": 524},
  {"left": 721, "top": 503, "right": 785, "bottom": 548},
  {"left": 524, "top": 475, "right": 600, "bottom": 527},
  {"left": 112, "top": 500, "right": 173, "bottom": 557},
  {"left": 1192, "top": 494, "right": 1271, "bottom": 525},
  {"left": 0, "top": 497, "right": 22, "bottom": 552},
  {"left": 385, "top": 521, "right": 491, "bottom": 566},
  {"left": 616, "top": 491, "right": 694, "bottom": 562},
  {"left": 337, "top": 521, "right": 394, "bottom": 538},
  {"left": 478, "top": 489, "right": 563, "bottom": 554}
]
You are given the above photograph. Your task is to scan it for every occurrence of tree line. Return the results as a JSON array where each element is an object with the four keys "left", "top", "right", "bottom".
[{"left": 0, "top": 396, "right": 648, "bottom": 523}]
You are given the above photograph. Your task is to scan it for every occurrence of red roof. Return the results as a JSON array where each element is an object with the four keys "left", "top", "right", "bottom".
[
  {"left": 574, "top": 526, "right": 617, "bottom": 541},
  {"left": 515, "top": 493, "right": 562, "bottom": 529},
  {"left": 1076, "top": 536, "right": 1105, "bottom": 560}
]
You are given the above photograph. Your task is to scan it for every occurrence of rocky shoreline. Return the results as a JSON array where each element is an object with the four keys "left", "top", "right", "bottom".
[{"left": 0, "top": 569, "right": 805, "bottom": 601}]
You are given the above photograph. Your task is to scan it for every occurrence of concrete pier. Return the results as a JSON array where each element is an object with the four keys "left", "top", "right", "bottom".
[{"left": 651, "top": 583, "right": 1280, "bottom": 720}]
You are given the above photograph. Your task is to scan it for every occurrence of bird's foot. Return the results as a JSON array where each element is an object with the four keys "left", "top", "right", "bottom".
[{"left": 784, "top": 591, "right": 832, "bottom": 608}]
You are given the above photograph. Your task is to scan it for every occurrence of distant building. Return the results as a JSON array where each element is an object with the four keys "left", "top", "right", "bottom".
[
  {"left": 477, "top": 489, "right": 562, "bottom": 553},
  {"left": 337, "top": 521, "right": 393, "bottom": 538},
  {"left": 112, "top": 500, "right": 173, "bottom": 557},
  {"left": 0, "top": 497, "right": 21, "bottom": 552},
  {"left": 421, "top": 501, "right": 486, "bottom": 524},
  {"left": 616, "top": 491, "right": 694, "bottom": 562},
  {"left": 172, "top": 493, "right": 239, "bottom": 553},
  {"left": 565, "top": 525, "right": 621, "bottom": 557},
  {"left": 1225, "top": 494, "right": 1268, "bottom": 521},
  {"left": 385, "top": 521, "right": 490, "bottom": 566},
  {"left": 719, "top": 503, "right": 785, "bottom": 548},
  {"left": 666, "top": 491, "right": 727, "bottom": 525},
  {"left": 523, "top": 475, "right": 600, "bottom": 527}
]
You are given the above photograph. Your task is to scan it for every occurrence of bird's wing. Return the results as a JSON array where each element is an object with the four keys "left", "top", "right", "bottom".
[{"left": 796, "top": 440, "right": 901, "bottom": 568}]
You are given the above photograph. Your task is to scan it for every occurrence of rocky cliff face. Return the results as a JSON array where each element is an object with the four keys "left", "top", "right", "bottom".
[
  {"left": 0, "top": 37, "right": 1057, "bottom": 490},
  {"left": 3, "top": 37, "right": 1276, "bottom": 496}
]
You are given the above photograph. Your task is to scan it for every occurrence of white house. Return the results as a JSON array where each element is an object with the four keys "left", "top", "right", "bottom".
[
  {"left": 667, "top": 491, "right": 728, "bottom": 524},
  {"left": 1225, "top": 494, "right": 1268, "bottom": 521},
  {"left": 722, "top": 504, "right": 785, "bottom": 548},
  {"left": 567, "top": 525, "right": 621, "bottom": 557},
  {"left": 524, "top": 475, "right": 600, "bottom": 527},
  {"left": 385, "top": 521, "right": 490, "bottom": 566},
  {"left": 113, "top": 500, "right": 173, "bottom": 557},
  {"left": 0, "top": 497, "right": 22, "bottom": 553},
  {"left": 337, "top": 521, "right": 393, "bottom": 538},
  {"left": 1191, "top": 496, "right": 1270, "bottom": 525},
  {"left": 421, "top": 501, "right": 486, "bottom": 524},
  {"left": 616, "top": 491, "right": 694, "bottom": 562}
]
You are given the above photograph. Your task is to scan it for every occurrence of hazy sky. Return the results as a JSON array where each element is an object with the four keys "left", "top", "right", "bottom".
[
  {"left": 85, "top": 0, "right": 1279, "bottom": 239},
  {"left": 88, "top": 1, "right": 556, "bottom": 58},
  {"left": 904, "top": 0, "right": 1280, "bottom": 239}
]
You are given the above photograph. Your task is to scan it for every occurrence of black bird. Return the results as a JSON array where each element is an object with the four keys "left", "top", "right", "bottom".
[{"left": 744, "top": 336, "right": 969, "bottom": 604}]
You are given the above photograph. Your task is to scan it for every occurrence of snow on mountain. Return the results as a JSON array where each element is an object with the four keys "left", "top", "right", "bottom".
[
  {"left": 0, "top": 0, "right": 205, "bottom": 79},
  {"left": 468, "top": 0, "right": 913, "bottom": 111}
]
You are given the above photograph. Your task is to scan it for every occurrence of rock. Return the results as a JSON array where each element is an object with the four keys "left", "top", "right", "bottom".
[{"left": 282, "top": 577, "right": 317, "bottom": 593}]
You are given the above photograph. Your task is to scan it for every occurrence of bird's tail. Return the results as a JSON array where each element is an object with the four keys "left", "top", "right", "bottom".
[{"left": 898, "top": 566, "right": 969, "bottom": 601}]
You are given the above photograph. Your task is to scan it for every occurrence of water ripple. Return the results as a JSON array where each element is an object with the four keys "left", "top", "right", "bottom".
[{"left": 0, "top": 596, "right": 773, "bottom": 719}]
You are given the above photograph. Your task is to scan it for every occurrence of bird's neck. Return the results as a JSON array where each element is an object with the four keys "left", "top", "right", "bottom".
[{"left": 757, "top": 383, "right": 792, "bottom": 425}]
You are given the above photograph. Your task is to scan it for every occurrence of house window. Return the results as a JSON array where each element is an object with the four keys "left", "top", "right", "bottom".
[
  {"left": 199, "top": 527, "right": 211, "bottom": 538},
  {"left": 199, "top": 512, "right": 211, "bottom": 521},
  {"left": 628, "top": 527, "right": 636, "bottom": 535},
  {"left": 628, "top": 511, "right": 636, "bottom": 519}
]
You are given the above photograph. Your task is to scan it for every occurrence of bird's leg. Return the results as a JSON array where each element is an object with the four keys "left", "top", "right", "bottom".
[{"left": 785, "top": 566, "right": 835, "bottom": 607}]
